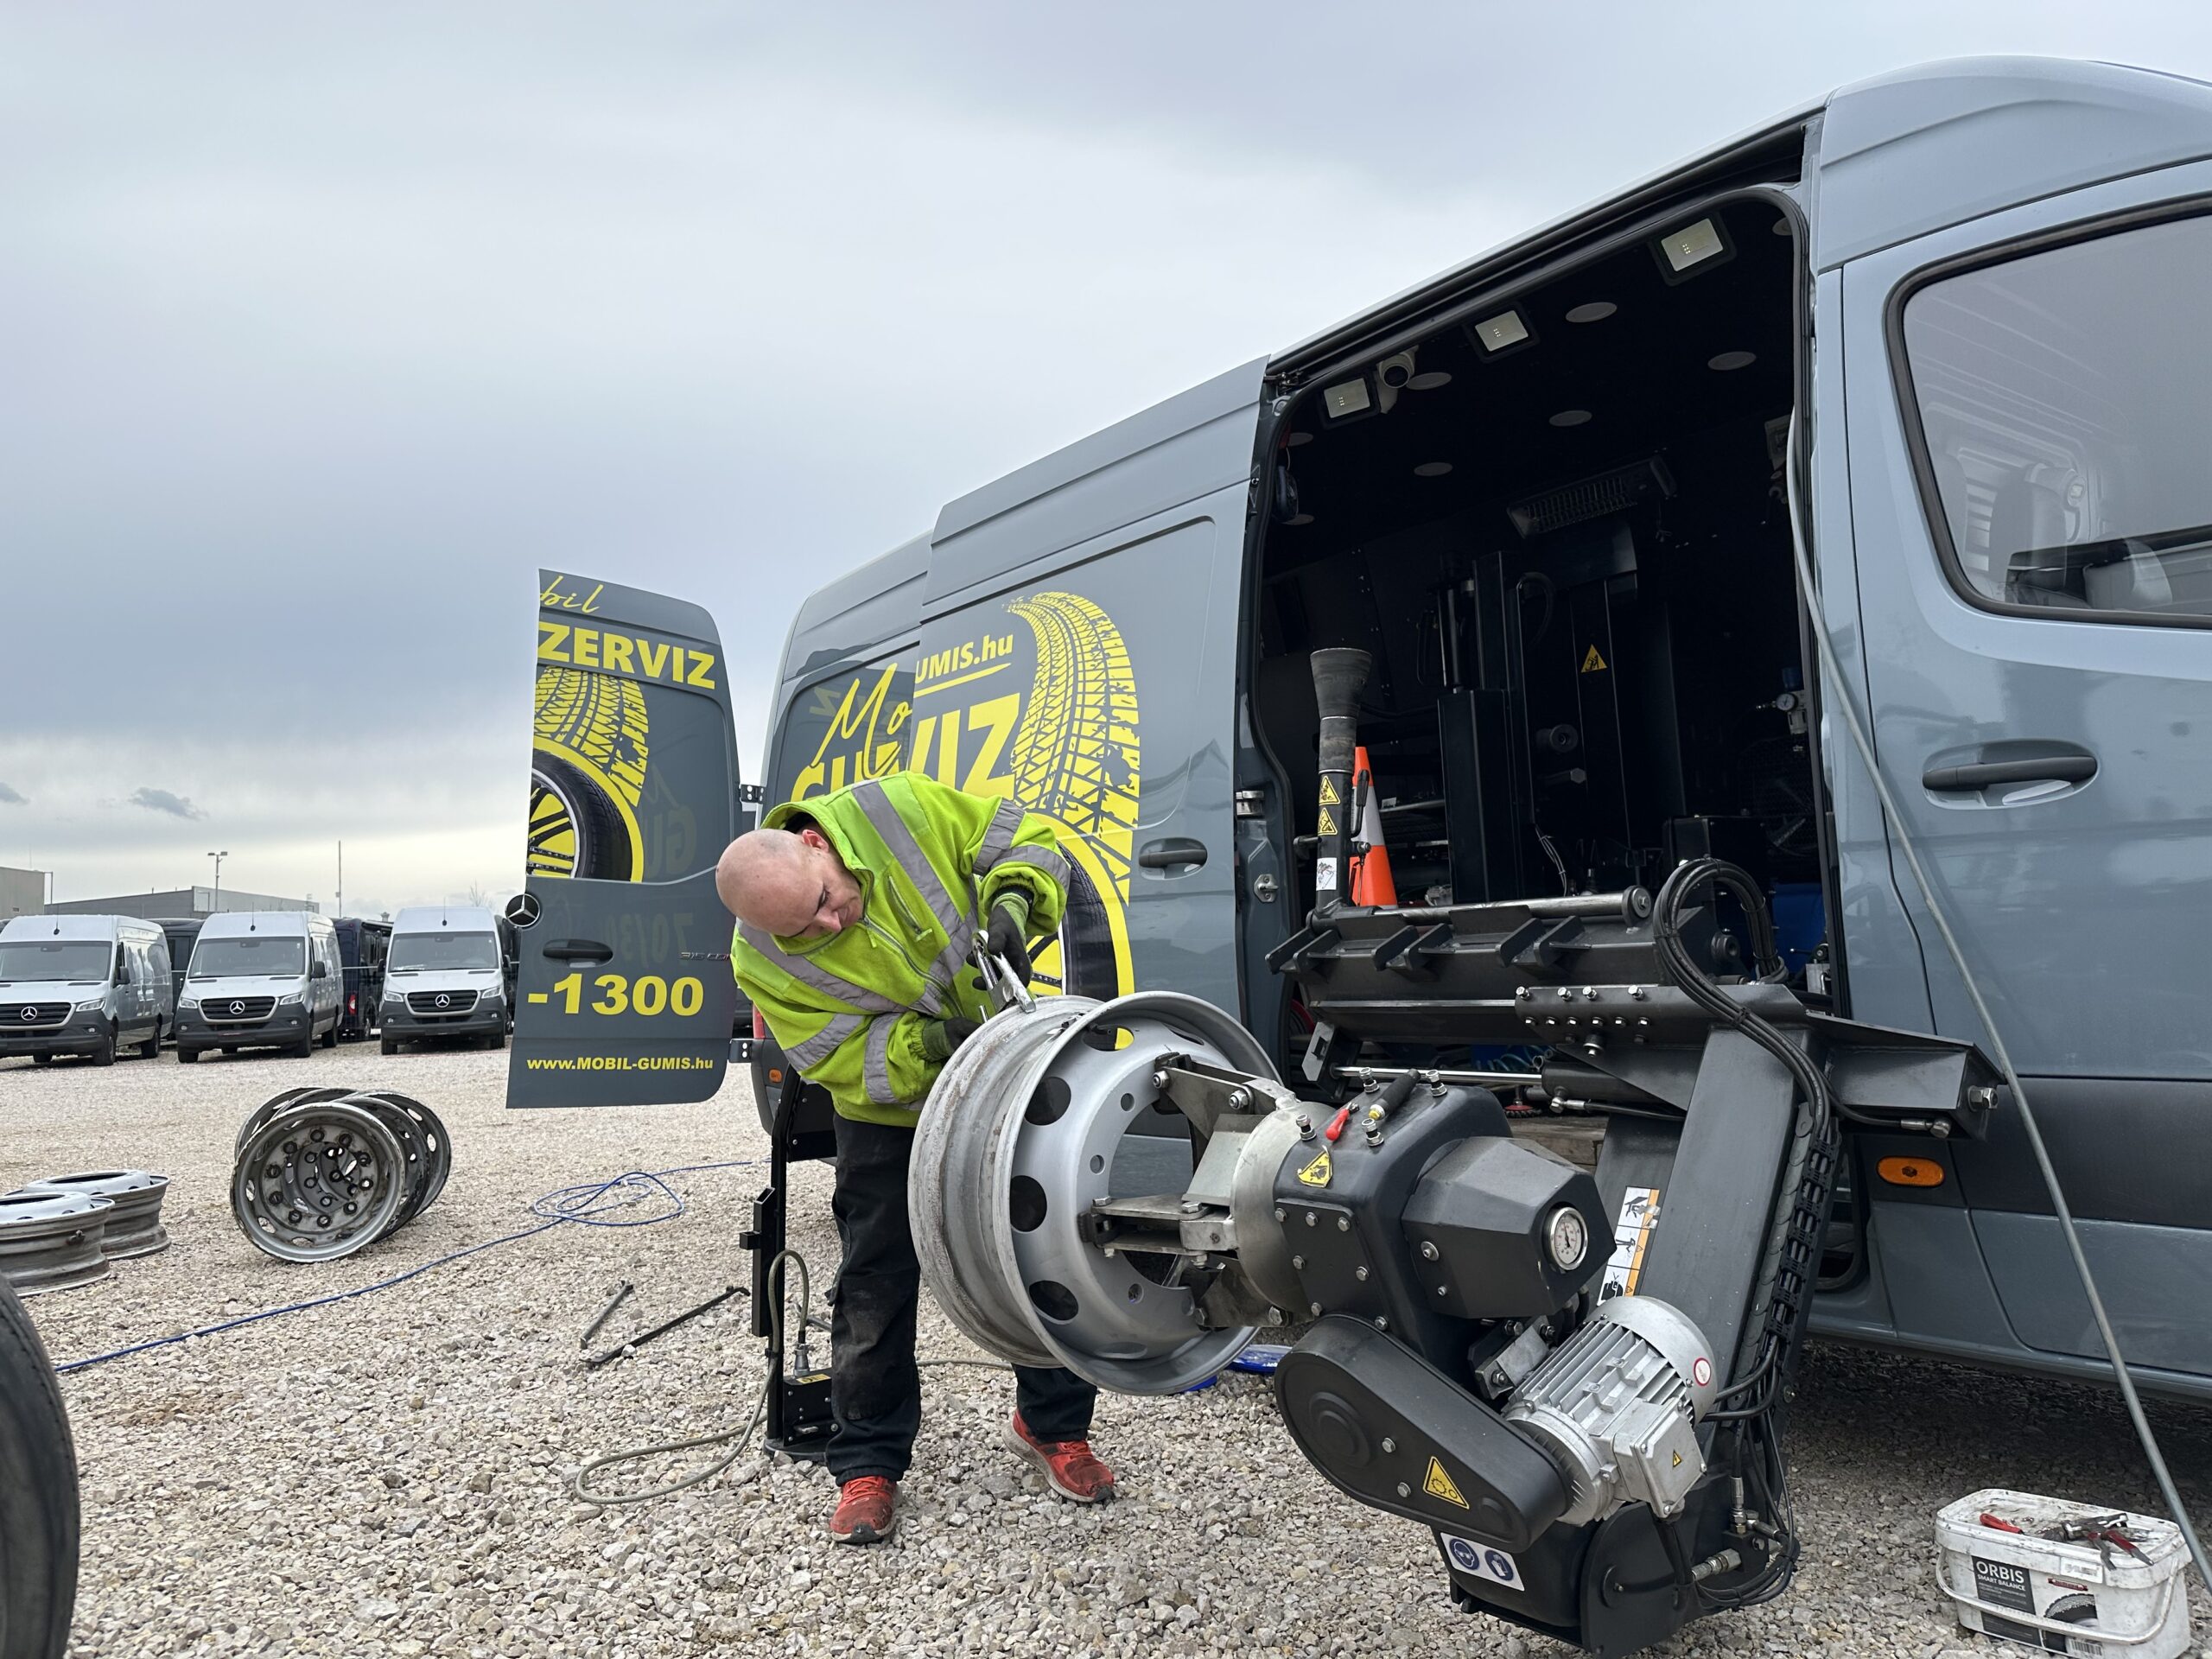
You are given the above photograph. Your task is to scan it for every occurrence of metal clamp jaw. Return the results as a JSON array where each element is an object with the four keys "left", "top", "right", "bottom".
[{"left": 972, "top": 934, "right": 1036, "bottom": 1015}]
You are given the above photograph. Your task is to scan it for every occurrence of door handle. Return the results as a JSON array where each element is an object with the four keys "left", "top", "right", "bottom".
[
  {"left": 1137, "top": 836, "right": 1209, "bottom": 871},
  {"left": 541, "top": 938, "right": 615, "bottom": 964},
  {"left": 1921, "top": 751, "right": 2097, "bottom": 792}
]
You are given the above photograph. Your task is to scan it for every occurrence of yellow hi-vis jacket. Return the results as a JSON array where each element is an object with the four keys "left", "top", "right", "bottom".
[{"left": 732, "top": 774, "right": 1070, "bottom": 1128}]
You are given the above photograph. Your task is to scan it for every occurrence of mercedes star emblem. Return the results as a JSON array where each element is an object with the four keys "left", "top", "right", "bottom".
[
  {"left": 19, "top": 1007, "right": 34, "bottom": 1022},
  {"left": 435, "top": 994, "right": 450, "bottom": 1008},
  {"left": 230, "top": 1001, "right": 245, "bottom": 1015}
]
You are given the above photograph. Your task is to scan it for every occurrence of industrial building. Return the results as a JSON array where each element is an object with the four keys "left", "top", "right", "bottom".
[
  {"left": 0, "top": 867, "right": 45, "bottom": 918},
  {"left": 43, "top": 887, "right": 316, "bottom": 921}
]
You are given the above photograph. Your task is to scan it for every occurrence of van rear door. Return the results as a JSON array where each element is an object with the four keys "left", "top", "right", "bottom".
[
  {"left": 1838, "top": 162, "right": 2212, "bottom": 1375},
  {"left": 913, "top": 359, "right": 1268, "bottom": 1011},
  {"left": 507, "top": 571, "right": 742, "bottom": 1106}
]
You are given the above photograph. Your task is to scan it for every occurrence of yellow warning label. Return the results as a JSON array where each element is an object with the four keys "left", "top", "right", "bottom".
[
  {"left": 1424, "top": 1458, "right": 1469, "bottom": 1509},
  {"left": 1580, "top": 645, "right": 1608, "bottom": 673},
  {"left": 1316, "top": 807, "right": 1339, "bottom": 837},
  {"left": 1671, "top": 1450, "right": 1683, "bottom": 1467},
  {"left": 1319, "top": 776, "right": 1342, "bottom": 806},
  {"left": 1296, "top": 1151, "right": 1333, "bottom": 1188}
]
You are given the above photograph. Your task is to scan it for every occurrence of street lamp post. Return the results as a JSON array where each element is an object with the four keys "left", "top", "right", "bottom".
[{"left": 207, "top": 850, "right": 229, "bottom": 914}]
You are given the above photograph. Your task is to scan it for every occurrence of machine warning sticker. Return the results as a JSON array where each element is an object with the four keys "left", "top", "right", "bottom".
[
  {"left": 1319, "top": 775, "right": 1342, "bottom": 806},
  {"left": 1315, "top": 858, "right": 1338, "bottom": 892},
  {"left": 1296, "top": 1151, "right": 1333, "bottom": 1188},
  {"left": 1580, "top": 645, "right": 1608, "bottom": 673},
  {"left": 1423, "top": 1458, "right": 1470, "bottom": 1509},
  {"left": 1441, "top": 1534, "right": 1522, "bottom": 1590},
  {"left": 1316, "top": 806, "right": 1339, "bottom": 837},
  {"left": 1600, "top": 1185, "right": 1662, "bottom": 1300}
]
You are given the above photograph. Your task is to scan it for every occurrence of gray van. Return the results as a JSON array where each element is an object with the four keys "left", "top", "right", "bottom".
[
  {"left": 175, "top": 911, "right": 344, "bottom": 1061},
  {"left": 0, "top": 914, "right": 173, "bottom": 1065},
  {"left": 378, "top": 905, "right": 509, "bottom": 1053},
  {"left": 511, "top": 59, "right": 2212, "bottom": 1402}
]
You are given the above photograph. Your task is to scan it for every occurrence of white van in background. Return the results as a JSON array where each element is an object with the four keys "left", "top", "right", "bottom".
[
  {"left": 0, "top": 914, "right": 173, "bottom": 1067},
  {"left": 378, "top": 906, "right": 508, "bottom": 1054},
  {"left": 175, "top": 912, "right": 342, "bottom": 1062}
]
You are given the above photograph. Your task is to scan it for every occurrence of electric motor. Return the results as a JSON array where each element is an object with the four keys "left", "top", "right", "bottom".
[{"left": 1503, "top": 1296, "right": 1721, "bottom": 1526}]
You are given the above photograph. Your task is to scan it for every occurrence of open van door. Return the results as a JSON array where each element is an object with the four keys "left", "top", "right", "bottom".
[{"left": 506, "top": 571, "right": 741, "bottom": 1107}]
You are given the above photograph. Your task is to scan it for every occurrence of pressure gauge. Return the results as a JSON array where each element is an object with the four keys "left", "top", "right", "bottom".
[{"left": 1544, "top": 1205, "right": 1590, "bottom": 1273}]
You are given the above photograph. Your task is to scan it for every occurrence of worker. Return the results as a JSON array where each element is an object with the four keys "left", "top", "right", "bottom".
[{"left": 718, "top": 772, "right": 1116, "bottom": 1546}]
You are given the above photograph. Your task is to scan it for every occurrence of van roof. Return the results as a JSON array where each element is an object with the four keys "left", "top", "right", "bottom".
[
  {"left": 391, "top": 906, "right": 499, "bottom": 931},
  {"left": 0, "top": 913, "right": 152, "bottom": 944},
  {"left": 1274, "top": 56, "right": 2212, "bottom": 372},
  {"left": 194, "top": 911, "right": 325, "bottom": 939}
]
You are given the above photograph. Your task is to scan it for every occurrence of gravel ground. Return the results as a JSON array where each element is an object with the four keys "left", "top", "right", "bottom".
[{"left": 5, "top": 1044, "right": 2209, "bottom": 1659}]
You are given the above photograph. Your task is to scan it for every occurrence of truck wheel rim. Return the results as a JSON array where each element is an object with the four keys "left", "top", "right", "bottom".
[
  {"left": 232, "top": 1102, "right": 409, "bottom": 1263},
  {"left": 910, "top": 990, "right": 1277, "bottom": 1394}
]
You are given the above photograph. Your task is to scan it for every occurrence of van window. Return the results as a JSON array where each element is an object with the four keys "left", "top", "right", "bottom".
[
  {"left": 1902, "top": 211, "right": 2212, "bottom": 624},
  {"left": 191, "top": 936, "right": 306, "bottom": 977},
  {"left": 388, "top": 931, "right": 500, "bottom": 973},
  {"left": 0, "top": 940, "right": 111, "bottom": 982}
]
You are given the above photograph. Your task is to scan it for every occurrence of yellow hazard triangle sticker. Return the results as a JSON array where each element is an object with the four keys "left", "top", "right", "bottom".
[
  {"left": 1580, "top": 645, "right": 1607, "bottom": 673},
  {"left": 1316, "top": 807, "right": 1339, "bottom": 837},
  {"left": 1296, "top": 1150, "right": 1332, "bottom": 1187},
  {"left": 1319, "top": 776, "right": 1342, "bottom": 806},
  {"left": 1424, "top": 1458, "right": 1470, "bottom": 1509}
]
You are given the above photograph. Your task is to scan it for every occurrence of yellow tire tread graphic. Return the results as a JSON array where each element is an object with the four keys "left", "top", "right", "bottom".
[
  {"left": 531, "top": 666, "right": 651, "bottom": 881},
  {"left": 1006, "top": 592, "right": 1141, "bottom": 901}
]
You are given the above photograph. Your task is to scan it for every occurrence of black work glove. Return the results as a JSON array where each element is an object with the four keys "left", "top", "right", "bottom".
[
  {"left": 984, "top": 897, "right": 1033, "bottom": 983},
  {"left": 921, "top": 1015, "right": 981, "bottom": 1064}
]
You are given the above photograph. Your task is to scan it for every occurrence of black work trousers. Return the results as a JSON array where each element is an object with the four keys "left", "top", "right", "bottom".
[{"left": 827, "top": 1110, "right": 1096, "bottom": 1483}]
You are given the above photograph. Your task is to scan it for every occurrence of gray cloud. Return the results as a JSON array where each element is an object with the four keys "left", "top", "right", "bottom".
[
  {"left": 127, "top": 787, "right": 204, "bottom": 821},
  {"left": 0, "top": 782, "right": 24, "bottom": 805}
]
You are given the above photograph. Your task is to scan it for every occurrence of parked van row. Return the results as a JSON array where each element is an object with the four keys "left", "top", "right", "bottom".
[{"left": 0, "top": 906, "right": 515, "bottom": 1065}]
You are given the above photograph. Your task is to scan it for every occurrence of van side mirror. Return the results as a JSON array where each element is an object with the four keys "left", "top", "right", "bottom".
[
  {"left": 312, "top": 960, "right": 327, "bottom": 980},
  {"left": 116, "top": 963, "right": 130, "bottom": 986}
]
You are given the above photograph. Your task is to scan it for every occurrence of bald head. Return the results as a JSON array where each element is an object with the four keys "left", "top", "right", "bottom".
[{"left": 716, "top": 823, "right": 864, "bottom": 938}]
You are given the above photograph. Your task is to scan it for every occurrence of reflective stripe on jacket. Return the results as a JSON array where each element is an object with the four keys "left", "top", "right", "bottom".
[{"left": 732, "top": 773, "right": 1071, "bottom": 1128}]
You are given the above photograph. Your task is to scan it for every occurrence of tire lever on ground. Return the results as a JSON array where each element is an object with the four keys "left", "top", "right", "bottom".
[
  {"left": 579, "top": 1280, "right": 634, "bottom": 1348},
  {"left": 582, "top": 1284, "right": 747, "bottom": 1371}
]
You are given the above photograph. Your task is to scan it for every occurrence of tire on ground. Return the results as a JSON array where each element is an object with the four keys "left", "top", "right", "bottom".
[{"left": 0, "top": 1274, "right": 79, "bottom": 1659}]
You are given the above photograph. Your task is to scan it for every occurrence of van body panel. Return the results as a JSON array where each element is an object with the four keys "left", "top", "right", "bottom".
[
  {"left": 783, "top": 533, "right": 930, "bottom": 683},
  {"left": 0, "top": 913, "right": 171, "bottom": 1059},
  {"left": 925, "top": 359, "right": 1268, "bottom": 614},
  {"left": 178, "top": 912, "right": 340, "bottom": 1054},
  {"left": 1827, "top": 156, "right": 2212, "bottom": 1375},
  {"left": 1808, "top": 268, "right": 1936, "bottom": 1035},
  {"left": 1813, "top": 57, "right": 2212, "bottom": 270},
  {"left": 1837, "top": 160, "right": 2212, "bottom": 1076}
]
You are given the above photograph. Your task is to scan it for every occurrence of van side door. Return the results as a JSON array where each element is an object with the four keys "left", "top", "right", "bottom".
[
  {"left": 912, "top": 360, "right": 1267, "bottom": 1010},
  {"left": 507, "top": 571, "right": 742, "bottom": 1106},
  {"left": 1840, "top": 165, "right": 2212, "bottom": 1375}
]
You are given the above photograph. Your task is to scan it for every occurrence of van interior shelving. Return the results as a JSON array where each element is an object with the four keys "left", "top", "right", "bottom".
[{"left": 1249, "top": 196, "right": 1824, "bottom": 1053}]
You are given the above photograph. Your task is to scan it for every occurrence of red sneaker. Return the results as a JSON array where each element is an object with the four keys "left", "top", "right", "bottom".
[
  {"left": 829, "top": 1476, "right": 899, "bottom": 1544},
  {"left": 1004, "top": 1414, "right": 1116, "bottom": 1503}
]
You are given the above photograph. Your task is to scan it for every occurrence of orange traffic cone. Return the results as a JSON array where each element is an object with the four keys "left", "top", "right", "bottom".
[{"left": 1348, "top": 745, "right": 1398, "bottom": 906}]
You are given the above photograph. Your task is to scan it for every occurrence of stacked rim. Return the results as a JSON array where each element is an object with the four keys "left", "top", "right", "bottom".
[
  {"left": 23, "top": 1171, "right": 171, "bottom": 1258},
  {"left": 230, "top": 1089, "right": 452, "bottom": 1263}
]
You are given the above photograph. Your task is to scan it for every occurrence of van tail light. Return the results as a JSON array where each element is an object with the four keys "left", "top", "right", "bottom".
[{"left": 348, "top": 994, "right": 357, "bottom": 1015}]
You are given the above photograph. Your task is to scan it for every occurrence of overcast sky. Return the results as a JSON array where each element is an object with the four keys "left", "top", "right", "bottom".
[{"left": 4, "top": 3, "right": 2209, "bottom": 915}]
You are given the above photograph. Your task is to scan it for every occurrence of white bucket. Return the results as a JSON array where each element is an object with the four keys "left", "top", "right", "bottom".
[{"left": 1936, "top": 1488, "right": 2192, "bottom": 1659}]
